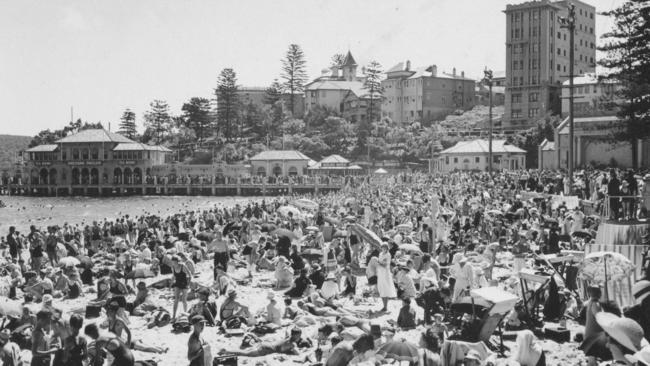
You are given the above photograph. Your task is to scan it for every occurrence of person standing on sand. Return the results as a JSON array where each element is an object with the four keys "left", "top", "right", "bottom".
[
  {"left": 171, "top": 255, "right": 192, "bottom": 320},
  {"left": 376, "top": 243, "right": 397, "bottom": 312},
  {"left": 187, "top": 315, "right": 211, "bottom": 366}
]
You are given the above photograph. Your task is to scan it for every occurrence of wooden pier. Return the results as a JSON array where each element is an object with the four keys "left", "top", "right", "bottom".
[{"left": 0, "top": 180, "right": 347, "bottom": 197}]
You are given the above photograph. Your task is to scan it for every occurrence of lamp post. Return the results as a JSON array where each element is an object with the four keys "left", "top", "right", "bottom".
[
  {"left": 560, "top": 3, "right": 576, "bottom": 194},
  {"left": 482, "top": 68, "right": 494, "bottom": 175}
]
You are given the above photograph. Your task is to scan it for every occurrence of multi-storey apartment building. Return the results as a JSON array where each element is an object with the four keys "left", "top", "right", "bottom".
[
  {"left": 381, "top": 61, "right": 475, "bottom": 124},
  {"left": 503, "top": 0, "right": 596, "bottom": 130}
]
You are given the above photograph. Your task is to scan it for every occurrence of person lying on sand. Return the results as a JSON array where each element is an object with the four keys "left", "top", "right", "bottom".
[
  {"left": 84, "top": 323, "right": 134, "bottom": 366},
  {"left": 218, "top": 327, "right": 310, "bottom": 357},
  {"left": 104, "top": 303, "right": 167, "bottom": 354}
]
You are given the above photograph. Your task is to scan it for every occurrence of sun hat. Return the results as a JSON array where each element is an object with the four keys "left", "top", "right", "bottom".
[
  {"left": 190, "top": 315, "right": 207, "bottom": 325},
  {"left": 626, "top": 345, "right": 650, "bottom": 365},
  {"left": 42, "top": 294, "right": 53, "bottom": 304},
  {"left": 596, "top": 312, "right": 646, "bottom": 352},
  {"left": 464, "top": 349, "right": 482, "bottom": 361},
  {"left": 632, "top": 280, "right": 650, "bottom": 305}
]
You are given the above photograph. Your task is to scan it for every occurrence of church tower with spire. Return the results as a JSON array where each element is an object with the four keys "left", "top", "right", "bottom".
[{"left": 341, "top": 50, "right": 358, "bottom": 82}]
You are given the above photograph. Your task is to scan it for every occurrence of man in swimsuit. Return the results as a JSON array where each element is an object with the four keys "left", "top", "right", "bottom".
[
  {"left": 187, "top": 315, "right": 210, "bottom": 366},
  {"left": 63, "top": 314, "right": 87, "bottom": 366},
  {"left": 106, "top": 303, "right": 167, "bottom": 354},
  {"left": 84, "top": 323, "right": 134, "bottom": 366},
  {"left": 31, "top": 310, "right": 59, "bottom": 366}
]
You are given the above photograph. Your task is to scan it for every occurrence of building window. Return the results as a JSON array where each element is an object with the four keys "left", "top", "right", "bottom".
[
  {"left": 453, "top": 157, "right": 458, "bottom": 164},
  {"left": 557, "top": 31, "right": 561, "bottom": 39},
  {"left": 512, "top": 94, "right": 522, "bottom": 103},
  {"left": 593, "top": 85, "right": 598, "bottom": 93},
  {"left": 557, "top": 48, "right": 561, "bottom": 55},
  {"left": 72, "top": 148, "right": 79, "bottom": 160},
  {"left": 91, "top": 149, "right": 98, "bottom": 160},
  {"left": 557, "top": 64, "right": 561, "bottom": 71},
  {"left": 529, "top": 92, "right": 539, "bottom": 102},
  {"left": 445, "top": 156, "right": 449, "bottom": 165},
  {"left": 475, "top": 157, "right": 480, "bottom": 163},
  {"left": 511, "top": 109, "right": 522, "bottom": 118},
  {"left": 528, "top": 108, "right": 539, "bottom": 117},
  {"left": 62, "top": 150, "right": 67, "bottom": 161}
]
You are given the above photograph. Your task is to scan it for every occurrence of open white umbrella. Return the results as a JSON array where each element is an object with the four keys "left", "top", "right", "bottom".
[
  {"left": 581, "top": 251, "right": 635, "bottom": 300},
  {"left": 290, "top": 198, "right": 319, "bottom": 211},
  {"left": 374, "top": 168, "right": 388, "bottom": 174}
]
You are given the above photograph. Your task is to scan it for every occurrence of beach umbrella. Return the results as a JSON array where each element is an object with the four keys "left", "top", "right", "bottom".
[
  {"left": 377, "top": 340, "right": 419, "bottom": 363},
  {"left": 222, "top": 222, "right": 242, "bottom": 236},
  {"left": 278, "top": 206, "right": 301, "bottom": 218},
  {"left": 58, "top": 256, "right": 80, "bottom": 268},
  {"left": 348, "top": 224, "right": 382, "bottom": 248},
  {"left": 581, "top": 251, "right": 635, "bottom": 300},
  {"left": 396, "top": 223, "right": 413, "bottom": 232},
  {"left": 76, "top": 255, "right": 93, "bottom": 269},
  {"left": 571, "top": 229, "right": 592, "bottom": 239},
  {"left": 333, "top": 230, "right": 348, "bottom": 238},
  {"left": 260, "top": 223, "right": 277, "bottom": 233},
  {"left": 398, "top": 244, "right": 422, "bottom": 253},
  {"left": 290, "top": 198, "right": 319, "bottom": 211},
  {"left": 196, "top": 232, "right": 215, "bottom": 242},
  {"left": 125, "top": 266, "right": 155, "bottom": 279},
  {"left": 306, "top": 226, "right": 320, "bottom": 232},
  {"left": 324, "top": 216, "right": 341, "bottom": 226},
  {"left": 271, "top": 228, "right": 298, "bottom": 240},
  {"left": 374, "top": 168, "right": 388, "bottom": 174},
  {"left": 0, "top": 298, "right": 22, "bottom": 317}
]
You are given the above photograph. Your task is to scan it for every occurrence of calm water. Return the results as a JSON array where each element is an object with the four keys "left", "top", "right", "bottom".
[{"left": 0, "top": 195, "right": 263, "bottom": 232}]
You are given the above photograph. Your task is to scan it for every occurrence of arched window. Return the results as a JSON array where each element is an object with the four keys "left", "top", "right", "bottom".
[
  {"left": 72, "top": 149, "right": 79, "bottom": 160},
  {"left": 91, "top": 148, "right": 99, "bottom": 160},
  {"left": 288, "top": 166, "right": 298, "bottom": 176},
  {"left": 82, "top": 149, "right": 89, "bottom": 160},
  {"left": 272, "top": 166, "right": 282, "bottom": 177},
  {"left": 256, "top": 167, "right": 266, "bottom": 176}
]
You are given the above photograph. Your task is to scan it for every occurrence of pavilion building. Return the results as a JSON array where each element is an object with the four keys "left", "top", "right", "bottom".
[{"left": 24, "top": 129, "right": 172, "bottom": 195}]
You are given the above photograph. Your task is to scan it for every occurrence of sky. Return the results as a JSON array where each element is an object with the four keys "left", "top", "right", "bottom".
[{"left": 0, "top": 0, "right": 624, "bottom": 136}]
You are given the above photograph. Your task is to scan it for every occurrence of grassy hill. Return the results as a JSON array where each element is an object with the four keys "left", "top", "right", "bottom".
[{"left": 0, "top": 135, "right": 32, "bottom": 171}]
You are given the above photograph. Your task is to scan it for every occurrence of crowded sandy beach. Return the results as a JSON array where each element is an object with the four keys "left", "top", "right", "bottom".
[{"left": 0, "top": 170, "right": 649, "bottom": 366}]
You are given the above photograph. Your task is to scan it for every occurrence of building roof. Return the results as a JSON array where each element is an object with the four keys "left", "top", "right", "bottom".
[
  {"left": 384, "top": 64, "right": 474, "bottom": 81},
  {"left": 440, "top": 139, "right": 526, "bottom": 155},
  {"left": 320, "top": 154, "right": 349, "bottom": 164},
  {"left": 306, "top": 80, "right": 380, "bottom": 99},
  {"left": 25, "top": 144, "right": 58, "bottom": 152},
  {"left": 249, "top": 150, "right": 311, "bottom": 161},
  {"left": 342, "top": 51, "right": 357, "bottom": 67},
  {"left": 540, "top": 139, "right": 555, "bottom": 151},
  {"left": 557, "top": 115, "right": 623, "bottom": 134},
  {"left": 113, "top": 143, "right": 172, "bottom": 152},
  {"left": 56, "top": 129, "right": 134, "bottom": 144}
]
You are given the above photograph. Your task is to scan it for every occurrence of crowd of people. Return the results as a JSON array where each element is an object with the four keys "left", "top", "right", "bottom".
[{"left": 0, "top": 168, "right": 649, "bottom": 366}]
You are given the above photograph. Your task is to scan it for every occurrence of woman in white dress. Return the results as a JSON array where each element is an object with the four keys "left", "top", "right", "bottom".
[
  {"left": 376, "top": 244, "right": 397, "bottom": 311},
  {"left": 450, "top": 253, "right": 474, "bottom": 302}
]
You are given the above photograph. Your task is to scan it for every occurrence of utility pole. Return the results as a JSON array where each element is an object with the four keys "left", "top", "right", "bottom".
[
  {"left": 561, "top": 3, "right": 576, "bottom": 194},
  {"left": 482, "top": 68, "right": 494, "bottom": 175}
]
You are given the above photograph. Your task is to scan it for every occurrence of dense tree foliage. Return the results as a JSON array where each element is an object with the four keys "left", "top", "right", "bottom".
[
  {"left": 181, "top": 97, "right": 212, "bottom": 143},
  {"left": 143, "top": 100, "right": 171, "bottom": 144},
  {"left": 281, "top": 44, "right": 307, "bottom": 117},
  {"left": 215, "top": 68, "right": 239, "bottom": 141},
  {"left": 598, "top": 0, "right": 650, "bottom": 168},
  {"left": 118, "top": 109, "right": 137, "bottom": 140},
  {"left": 29, "top": 119, "right": 104, "bottom": 147}
]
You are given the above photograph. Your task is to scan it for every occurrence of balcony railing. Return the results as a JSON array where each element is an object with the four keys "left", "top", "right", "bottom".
[{"left": 601, "top": 195, "right": 646, "bottom": 221}]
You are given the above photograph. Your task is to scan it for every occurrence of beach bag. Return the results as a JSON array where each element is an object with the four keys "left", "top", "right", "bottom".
[
  {"left": 85, "top": 304, "right": 103, "bottom": 319},
  {"left": 224, "top": 317, "right": 243, "bottom": 329},
  {"left": 368, "top": 276, "right": 378, "bottom": 285},
  {"left": 242, "top": 245, "right": 252, "bottom": 255},
  {"left": 213, "top": 356, "right": 238, "bottom": 366}
]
